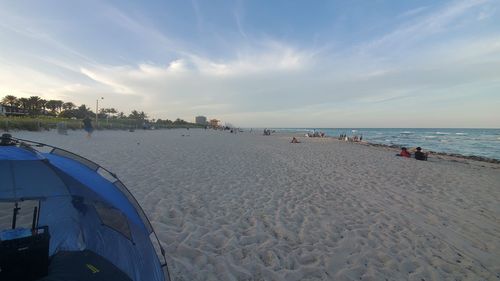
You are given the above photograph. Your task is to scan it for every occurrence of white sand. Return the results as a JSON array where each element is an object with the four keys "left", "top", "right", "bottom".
[{"left": 9, "top": 129, "right": 500, "bottom": 281}]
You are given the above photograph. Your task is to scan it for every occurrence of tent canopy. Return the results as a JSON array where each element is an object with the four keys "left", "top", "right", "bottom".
[{"left": 0, "top": 137, "right": 169, "bottom": 281}]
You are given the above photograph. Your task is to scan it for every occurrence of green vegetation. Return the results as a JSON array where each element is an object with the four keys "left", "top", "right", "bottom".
[{"left": 1, "top": 95, "right": 203, "bottom": 131}]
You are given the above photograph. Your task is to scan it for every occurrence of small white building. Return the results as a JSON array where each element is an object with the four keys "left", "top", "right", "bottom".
[{"left": 0, "top": 105, "right": 28, "bottom": 116}]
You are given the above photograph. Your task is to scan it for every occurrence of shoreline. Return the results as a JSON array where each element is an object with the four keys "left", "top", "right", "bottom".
[
  {"left": 4, "top": 127, "right": 500, "bottom": 164},
  {"left": 360, "top": 141, "right": 500, "bottom": 164},
  {"left": 272, "top": 131, "right": 500, "bottom": 165},
  {"left": 269, "top": 128, "right": 500, "bottom": 164}
]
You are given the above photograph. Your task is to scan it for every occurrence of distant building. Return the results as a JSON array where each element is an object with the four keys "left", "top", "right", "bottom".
[
  {"left": 195, "top": 116, "right": 207, "bottom": 125},
  {"left": 0, "top": 105, "right": 28, "bottom": 116},
  {"left": 209, "top": 119, "right": 220, "bottom": 128}
]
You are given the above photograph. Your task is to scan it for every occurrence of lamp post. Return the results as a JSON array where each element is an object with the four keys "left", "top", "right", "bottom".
[{"left": 96, "top": 97, "right": 103, "bottom": 128}]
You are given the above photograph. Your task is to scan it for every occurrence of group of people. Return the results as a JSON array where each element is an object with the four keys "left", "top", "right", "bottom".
[
  {"left": 398, "top": 147, "right": 429, "bottom": 161},
  {"left": 306, "top": 131, "right": 325, "bottom": 138},
  {"left": 338, "top": 134, "right": 363, "bottom": 142},
  {"left": 79, "top": 120, "right": 429, "bottom": 164},
  {"left": 263, "top": 129, "right": 272, "bottom": 136}
]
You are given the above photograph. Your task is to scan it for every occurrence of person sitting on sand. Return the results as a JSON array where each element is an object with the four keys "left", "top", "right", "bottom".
[
  {"left": 398, "top": 147, "right": 411, "bottom": 158},
  {"left": 414, "top": 147, "right": 428, "bottom": 161},
  {"left": 291, "top": 137, "right": 300, "bottom": 143}
]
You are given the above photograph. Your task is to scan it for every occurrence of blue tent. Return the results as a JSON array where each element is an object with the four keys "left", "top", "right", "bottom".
[{"left": 0, "top": 134, "right": 170, "bottom": 281}]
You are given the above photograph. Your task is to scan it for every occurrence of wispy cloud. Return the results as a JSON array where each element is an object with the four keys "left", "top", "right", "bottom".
[
  {"left": 0, "top": 11, "right": 95, "bottom": 64},
  {"left": 360, "top": 0, "right": 492, "bottom": 53},
  {"left": 398, "top": 6, "right": 430, "bottom": 18},
  {"left": 80, "top": 67, "right": 133, "bottom": 94},
  {"left": 190, "top": 0, "right": 204, "bottom": 32}
]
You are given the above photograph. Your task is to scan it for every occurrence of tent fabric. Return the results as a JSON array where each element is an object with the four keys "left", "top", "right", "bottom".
[
  {"left": 0, "top": 145, "right": 168, "bottom": 281},
  {"left": 37, "top": 171, "right": 164, "bottom": 281},
  {"left": 0, "top": 160, "right": 70, "bottom": 201},
  {"left": 0, "top": 146, "right": 43, "bottom": 160},
  {"left": 40, "top": 250, "right": 133, "bottom": 281},
  {"left": 75, "top": 197, "right": 165, "bottom": 281},
  {"left": 44, "top": 153, "right": 148, "bottom": 233},
  {"left": 113, "top": 180, "right": 153, "bottom": 234},
  {"left": 94, "top": 201, "right": 133, "bottom": 240},
  {"left": 0, "top": 161, "right": 14, "bottom": 199},
  {"left": 46, "top": 154, "right": 165, "bottom": 281},
  {"left": 38, "top": 196, "right": 85, "bottom": 255}
]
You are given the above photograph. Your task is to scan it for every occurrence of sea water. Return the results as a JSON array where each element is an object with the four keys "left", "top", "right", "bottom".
[{"left": 275, "top": 128, "right": 500, "bottom": 160}]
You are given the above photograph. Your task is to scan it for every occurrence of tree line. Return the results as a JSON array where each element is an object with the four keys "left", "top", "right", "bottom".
[{"left": 1, "top": 94, "right": 189, "bottom": 125}]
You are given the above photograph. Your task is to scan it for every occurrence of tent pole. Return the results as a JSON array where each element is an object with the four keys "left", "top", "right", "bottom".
[
  {"left": 12, "top": 202, "right": 20, "bottom": 229},
  {"left": 32, "top": 206, "right": 38, "bottom": 231}
]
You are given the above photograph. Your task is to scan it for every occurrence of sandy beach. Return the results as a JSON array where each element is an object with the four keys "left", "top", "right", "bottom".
[{"left": 9, "top": 129, "right": 500, "bottom": 281}]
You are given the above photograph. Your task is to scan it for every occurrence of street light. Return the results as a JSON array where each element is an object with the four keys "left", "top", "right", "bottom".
[{"left": 96, "top": 97, "right": 103, "bottom": 128}]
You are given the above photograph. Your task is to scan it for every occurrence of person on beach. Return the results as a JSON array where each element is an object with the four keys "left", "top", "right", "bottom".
[
  {"left": 82, "top": 116, "right": 93, "bottom": 139},
  {"left": 291, "top": 137, "right": 300, "bottom": 143},
  {"left": 398, "top": 147, "right": 411, "bottom": 158},
  {"left": 415, "top": 147, "right": 428, "bottom": 161}
]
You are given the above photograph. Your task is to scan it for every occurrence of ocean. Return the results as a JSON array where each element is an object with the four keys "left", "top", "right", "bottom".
[{"left": 274, "top": 128, "right": 500, "bottom": 160}]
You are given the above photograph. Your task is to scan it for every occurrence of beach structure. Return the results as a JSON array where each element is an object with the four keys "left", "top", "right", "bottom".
[
  {"left": 56, "top": 122, "right": 68, "bottom": 135},
  {"left": 0, "top": 104, "right": 28, "bottom": 117},
  {"left": 209, "top": 119, "right": 220, "bottom": 128},
  {"left": 195, "top": 116, "right": 207, "bottom": 125},
  {"left": 0, "top": 134, "right": 170, "bottom": 281}
]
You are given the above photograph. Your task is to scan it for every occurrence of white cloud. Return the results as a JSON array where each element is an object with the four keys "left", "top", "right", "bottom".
[
  {"left": 71, "top": 31, "right": 499, "bottom": 126},
  {"left": 80, "top": 67, "right": 134, "bottom": 94},
  {"left": 187, "top": 42, "right": 310, "bottom": 76}
]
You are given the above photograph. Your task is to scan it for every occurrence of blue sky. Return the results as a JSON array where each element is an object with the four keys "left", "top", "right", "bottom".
[{"left": 0, "top": 0, "right": 499, "bottom": 127}]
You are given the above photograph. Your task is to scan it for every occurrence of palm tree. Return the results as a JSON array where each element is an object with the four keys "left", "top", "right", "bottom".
[
  {"left": 106, "top": 108, "right": 117, "bottom": 118},
  {"left": 173, "top": 118, "right": 187, "bottom": 125},
  {"left": 156, "top": 119, "right": 173, "bottom": 125},
  {"left": 54, "top": 100, "right": 64, "bottom": 113},
  {"left": 139, "top": 111, "right": 148, "bottom": 120},
  {"left": 98, "top": 108, "right": 107, "bottom": 119},
  {"left": 45, "top": 100, "right": 59, "bottom": 114},
  {"left": 128, "top": 110, "right": 141, "bottom": 120},
  {"left": 1, "top": 95, "right": 18, "bottom": 107},
  {"left": 39, "top": 99, "right": 47, "bottom": 115},
  {"left": 28, "top": 96, "right": 42, "bottom": 115},
  {"left": 18, "top": 98, "right": 29, "bottom": 111},
  {"left": 62, "top": 102, "right": 76, "bottom": 111}
]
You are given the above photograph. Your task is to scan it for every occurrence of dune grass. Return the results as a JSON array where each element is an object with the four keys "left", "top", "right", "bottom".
[{"left": 0, "top": 116, "right": 203, "bottom": 131}]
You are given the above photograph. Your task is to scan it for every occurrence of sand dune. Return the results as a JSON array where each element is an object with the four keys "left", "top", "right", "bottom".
[{"left": 11, "top": 129, "right": 500, "bottom": 281}]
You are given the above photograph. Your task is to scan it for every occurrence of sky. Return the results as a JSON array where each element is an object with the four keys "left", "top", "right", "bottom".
[{"left": 0, "top": 0, "right": 499, "bottom": 128}]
